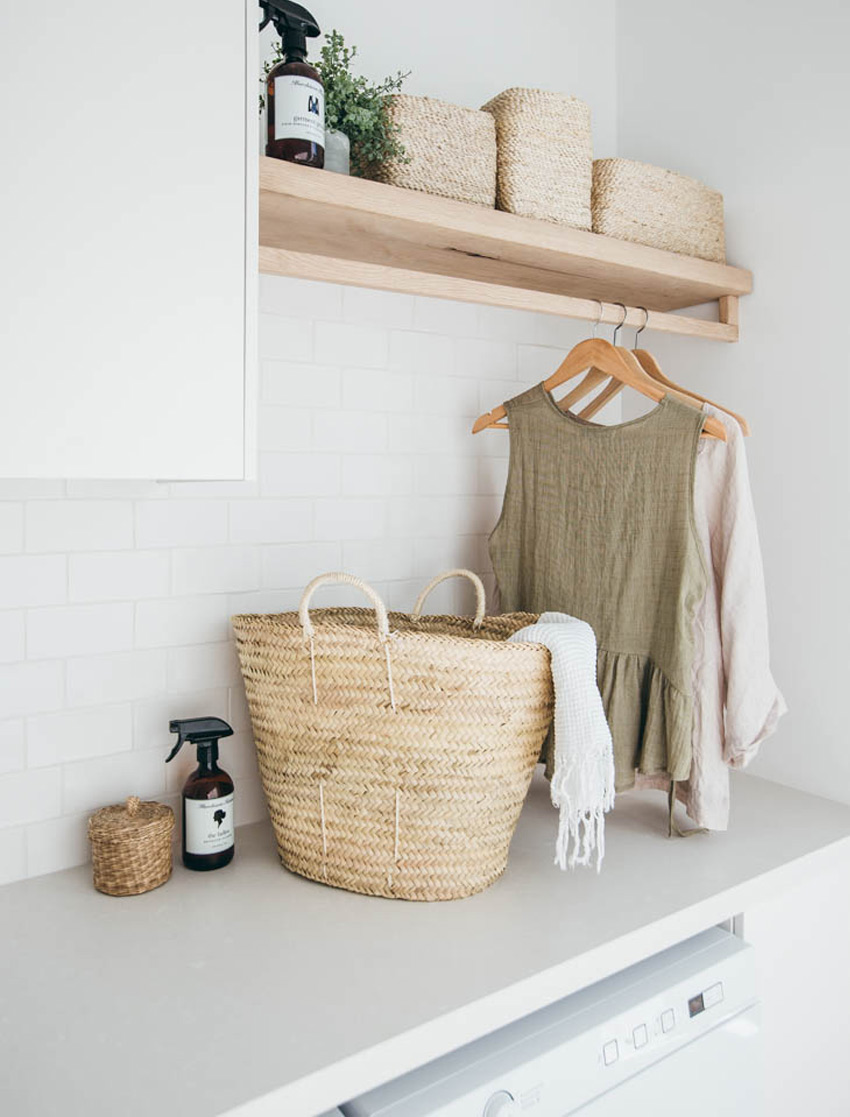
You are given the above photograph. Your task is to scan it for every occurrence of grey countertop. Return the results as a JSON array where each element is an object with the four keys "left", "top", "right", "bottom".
[{"left": 2, "top": 771, "right": 850, "bottom": 1117}]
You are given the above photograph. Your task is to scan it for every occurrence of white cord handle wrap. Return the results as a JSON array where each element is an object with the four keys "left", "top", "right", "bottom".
[
  {"left": 299, "top": 572, "right": 391, "bottom": 642},
  {"left": 411, "top": 569, "right": 487, "bottom": 630},
  {"left": 298, "top": 573, "right": 396, "bottom": 712}
]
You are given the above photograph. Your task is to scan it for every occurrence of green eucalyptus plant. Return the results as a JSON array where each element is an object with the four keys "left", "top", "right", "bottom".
[{"left": 262, "top": 30, "right": 409, "bottom": 176}]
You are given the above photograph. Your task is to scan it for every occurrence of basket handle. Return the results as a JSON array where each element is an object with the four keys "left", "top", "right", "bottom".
[
  {"left": 411, "top": 569, "right": 486, "bottom": 630},
  {"left": 298, "top": 572, "right": 391, "bottom": 642}
]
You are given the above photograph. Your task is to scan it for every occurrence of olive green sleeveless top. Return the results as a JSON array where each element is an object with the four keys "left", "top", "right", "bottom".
[{"left": 490, "top": 385, "right": 707, "bottom": 790}]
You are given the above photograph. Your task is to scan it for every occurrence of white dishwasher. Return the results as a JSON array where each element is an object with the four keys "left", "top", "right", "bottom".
[{"left": 342, "top": 927, "right": 760, "bottom": 1117}]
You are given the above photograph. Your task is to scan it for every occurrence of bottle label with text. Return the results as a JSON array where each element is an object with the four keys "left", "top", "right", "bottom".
[
  {"left": 274, "top": 75, "right": 325, "bottom": 145},
  {"left": 185, "top": 794, "right": 234, "bottom": 856}
]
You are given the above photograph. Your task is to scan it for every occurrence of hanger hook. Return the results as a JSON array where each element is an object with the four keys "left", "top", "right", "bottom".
[
  {"left": 612, "top": 303, "right": 628, "bottom": 347},
  {"left": 590, "top": 299, "right": 604, "bottom": 339},
  {"left": 633, "top": 307, "right": 649, "bottom": 348}
]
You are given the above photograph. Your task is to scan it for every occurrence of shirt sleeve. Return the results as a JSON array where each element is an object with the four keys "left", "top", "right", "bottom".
[{"left": 707, "top": 407, "right": 787, "bottom": 767}]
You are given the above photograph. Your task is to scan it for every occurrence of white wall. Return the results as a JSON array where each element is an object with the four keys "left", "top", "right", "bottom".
[
  {"left": 615, "top": 0, "right": 850, "bottom": 803},
  {"left": 260, "top": 0, "right": 619, "bottom": 157},
  {"left": 0, "top": 0, "right": 618, "bottom": 883},
  {"left": 0, "top": 280, "right": 614, "bottom": 885}
]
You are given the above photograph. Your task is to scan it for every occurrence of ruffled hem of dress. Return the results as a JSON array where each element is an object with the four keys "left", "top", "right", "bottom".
[{"left": 596, "top": 647, "right": 693, "bottom": 791}]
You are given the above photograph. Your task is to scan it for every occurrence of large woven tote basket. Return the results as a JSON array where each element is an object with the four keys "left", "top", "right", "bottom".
[{"left": 232, "top": 570, "right": 553, "bottom": 901}]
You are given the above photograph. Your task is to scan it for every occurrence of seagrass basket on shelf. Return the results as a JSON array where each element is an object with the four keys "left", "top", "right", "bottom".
[
  {"left": 592, "top": 158, "right": 726, "bottom": 262},
  {"left": 481, "top": 88, "right": 593, "bottom": 228},
  {"left": 87, "top": 796, "right": 174, "bottom": 897},
  {"left": 366, "top": 94, "right": 497, "bottom": 207},
  {"left": 232, "top": 570, "right": 553, "bottom": 902}
]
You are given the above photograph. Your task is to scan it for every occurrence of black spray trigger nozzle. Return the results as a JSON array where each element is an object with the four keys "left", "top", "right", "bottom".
[{"left": 166, "top": 717, "right": 234, "bottom": 763}]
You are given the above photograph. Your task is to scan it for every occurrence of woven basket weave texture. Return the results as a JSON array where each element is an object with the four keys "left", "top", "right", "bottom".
[
  {"left": 232, "top": 572, "right": 553, "bottom": 902},
  {"left": 481, "top": 88, "right": 593, "bottom": 228},
  {"left": 368, "top": 94, "right": 497, "bottom": 207},
  {"left": 592, "top": 158, "right": 726, "bottom": 262},
  {"left": 88, "top": 796, "right": 174, "bottom": 896}
]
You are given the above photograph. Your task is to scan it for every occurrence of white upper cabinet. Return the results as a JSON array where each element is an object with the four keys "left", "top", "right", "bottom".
[{"left": 0, "top": 1, "right": 255, "bottom": 479}]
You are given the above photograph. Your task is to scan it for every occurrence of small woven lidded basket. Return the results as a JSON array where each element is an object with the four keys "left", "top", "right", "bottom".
[
  {"left": 367, "top": 94, "right": 497, "bottom": 207},
  {"left": 481, "top": 88, "right": 593, "bottom": 228},
  {"left": 592, "top": 158, "right": 726, "bottom": 262},
  {"left": 232, "top": 570, "right": 553, "bottom": 902},
  {"left": 88, "top": 796, "right": 175, "bottom": 897}
]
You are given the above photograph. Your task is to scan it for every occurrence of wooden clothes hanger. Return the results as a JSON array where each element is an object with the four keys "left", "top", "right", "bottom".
[
  {"left": 629, "top": 308, "right": 750, "bottom": 435},
  {"left": 473, "top": 334, "right": 728, "bottom": 441}
]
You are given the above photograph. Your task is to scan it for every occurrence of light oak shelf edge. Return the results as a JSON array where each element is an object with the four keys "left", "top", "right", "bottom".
[{"left": 259, "top": 158, "right": 752, "bottom": 343}]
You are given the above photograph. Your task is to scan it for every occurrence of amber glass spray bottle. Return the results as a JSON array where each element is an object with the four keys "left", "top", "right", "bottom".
[
  {"left": 260, "top": 0, "right": 324, "bottom": 167},
  {"left": 166, "top": 717, "right": 235, "bottom": 871}
]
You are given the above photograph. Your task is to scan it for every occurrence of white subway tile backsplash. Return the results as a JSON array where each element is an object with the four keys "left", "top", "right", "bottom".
[
  {"left": 0, "top": 827, "right": 27, "bottom": 883},
  {"left": 135, "top": 500, "right": 229, "bottom": 549},
  {"left": 314, "top": 498, "right": 386, "bottom": 541},
  {"left": 69, "top": 550, "right": 170, "bottom": 602},
  {"left": 0, "top": 720, "right": 25, "bottom": 775},
  {"left": 315, "top": 321, "right": 388, "bottom": 368},
  {"left": 229, "top": 497, "right": 314, "bottom": 543},
  {"left": 27, "top": 603, "right": 133, "bottom": 660},
  {"left": 66, "top": 650, "right": 167, "bottom": 707},
  {"left": 67, "top": 480, "right": 168, "bottom": 500},
  {"left": 0, "top": 554, "right": 67, "bottom": 609},
  {"left": 259, "top": 455, "right": 340, "bottom": 499},
  {"left": 313, "top": 411, "right": 388, "bottom": 454},
  {"left": 133, "top": 688, "right": 231, "bottom": 752},
  {"left": 517, "top": 343, "right": 566, "bottom": 381},
  {"left": 259, "top": 274, "right": 343, "bottom": 320},
  {"left": 135, "top": 596, "right": 230, "bottom": 649},
  {"left": 342, "top": 539, "right": 415, "bottom": 583},
  {"left": 261, "top": 542, "right": 342, "bottom": 590},
  {"left": 262, "top": 361, "right": 341, "bottom": 408},
  {"left": 167, "top": 642, "right": 241, "bottom": 693},
  {"left": 0, "top": 504, "right": 23, "bottom": 553},
  {"left": 0, "top": 279, "right": 578, "bottom": 883},
  {"left": 28, "top": 704, "right": 132, "bottom": 768},
  {"left": 388, "top": 330, "right": 455, "bottom": 376},
  {"left": 26, "top": 813, "right": 90, "bottom": 877},
  {"left": 0, "top": 768, "right": 61, "bottom": 828},
  {"left": 62, "top": 749, "right": 165, "bottom": 816},
  {"left": 0, "top": 480, "right": 65, "bottom": 500},
  {"left": 0, "top": 612, "right": 25, "bottom": 664},
  {"left": 341, "top": 454, "right": 414, "bottom": 497},
  {"left": 454, "top": 337, "right": 517, "bottom": 380},
  {"left": 413, "top": 295, "right": 479, "bottom": 336},
  {"left": 258, "top": 314, "right": 312, "bottom": 361},
  {"left": 257, "top": 406, "right": 313, "bottom": 452},
  {"left": 342, "top": 287, "right": 415, "bottom": 329},
  {"left": 341, "top": 368, "right": 415, "bottom": 413},
  {"left": 413, "top": 456, "right": 479, "bottom": 496},
  {"left": 228, "top": 587, "right": 302, "bottom": 615},
  {"left": 26, "top": 500, "right": 133, "bottom": 553},
  {"left": 0, "top": 661, "right": 64, "bottom": 718},
  {"left": 478, "top": 455, "right": 511, "bottom": 495},
  {"left": 172, "top": 546, "right": 260, "bottom": 596}
]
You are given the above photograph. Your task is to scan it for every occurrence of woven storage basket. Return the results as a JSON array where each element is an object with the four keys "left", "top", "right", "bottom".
[
  {"left": 88, "top": 796, "right": 174, "bottom": 896},
  {"left": 367, "top": 94, "right": 497, "bottom": 207},
  {"left": 232, "top": 570, "right": 553, "bottom": 901},
  {"left": 592, "top": 158, "right": 726, "bottom": 262},
  {"left": 481, "top": 88, "right": 592, "bottom": 228}
]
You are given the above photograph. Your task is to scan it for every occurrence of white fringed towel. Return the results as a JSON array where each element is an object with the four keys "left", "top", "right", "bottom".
[{"left": 509, "top": 612, "right": 615, "bottom": 871}]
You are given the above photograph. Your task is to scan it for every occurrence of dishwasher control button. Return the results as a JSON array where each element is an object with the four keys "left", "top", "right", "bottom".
[
  {"left": 703, "top": 982, "right": 724, "bottom": 1008},
  {"left": 633, "top": 1024, "right": 649, "bottom": 1049},
  {"left": 661, "top": 1009, "right": 676, "bottom": 1033},
  {"left": 603, "top": 1040, "right": 619, "bottom": 1065},
  {"left": 483, "top": 1090, "right": 520, "bottom": 1117}
]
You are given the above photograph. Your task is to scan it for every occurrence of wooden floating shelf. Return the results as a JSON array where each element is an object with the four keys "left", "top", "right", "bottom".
[{"left": 259, "top": 158, "right": 753, "bottom": 342}]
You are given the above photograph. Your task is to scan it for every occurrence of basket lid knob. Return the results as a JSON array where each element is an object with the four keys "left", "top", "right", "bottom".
[{"left": 125, "top": 795, "right": 141, "bottom": 816}]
